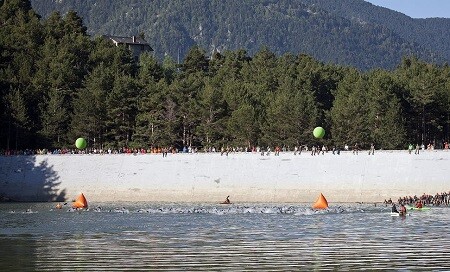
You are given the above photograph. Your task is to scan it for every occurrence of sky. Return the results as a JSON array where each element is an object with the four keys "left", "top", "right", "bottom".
[{"left": 364, "top": 0, "right": 450, "bottom": 18}]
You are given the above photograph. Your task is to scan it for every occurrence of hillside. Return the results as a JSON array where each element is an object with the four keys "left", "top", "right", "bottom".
[
  {"left": 30, "top": 0, "right": 449, "bottom": 70},
  {"left": 2, "top": 0, "right": 449, "bottom": 152},
  {"left": 301, "top": 0, "right": 450, "bottom": 63}
]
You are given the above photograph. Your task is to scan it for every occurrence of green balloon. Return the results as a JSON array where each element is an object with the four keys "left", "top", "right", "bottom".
[
  {"left": 313, "top": 127, "right": 325, "bottom": 138},
  {"left": 75, "top": 138, "right": 87, "bottom": 149}
]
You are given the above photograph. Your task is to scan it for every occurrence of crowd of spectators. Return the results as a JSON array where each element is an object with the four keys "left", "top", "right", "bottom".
[
  {"left": 0, "top": 147, "right": 177, "bottom": 156},
  {"left": 0, "top": 142, "right": 449, "bottom": 156},
  {"left": 384, "top": 192, "right": 450, "bottom": 206}
]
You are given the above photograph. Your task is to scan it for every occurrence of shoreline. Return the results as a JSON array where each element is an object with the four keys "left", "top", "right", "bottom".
[{"left": 1, "top": 150, "right": 449, "bottom": 203}]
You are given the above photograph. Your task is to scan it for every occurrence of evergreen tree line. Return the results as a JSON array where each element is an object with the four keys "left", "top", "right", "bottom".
[
  {"left": 30, "top": 0, "right": 449, "bottom": 71},
  {"left": 1, "top": 1, "right": 449, "bottom": 152}
]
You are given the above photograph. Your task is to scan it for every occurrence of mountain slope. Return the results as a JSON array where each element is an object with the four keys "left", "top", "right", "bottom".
[
  {"left": 30, "top": 0, "right": 449, "bottom": 70},
  {"left": 301, "top": 0, "right": 450, "bottom": 63}
]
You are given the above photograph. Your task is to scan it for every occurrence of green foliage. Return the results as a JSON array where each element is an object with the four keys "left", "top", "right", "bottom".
[
  {"left": 70, "top": 64, "right": 111, "bottom": 149},
  {"left": 365, "top": 70, "right": 405, "bottom": 149},
  {"left": 4, "top": 89, "right": 31, "bottom": 149},
  {"left": 182, "top": 46, "right": 209, "bottom": 75},
  {"left": 105, "top": 74, "right": 139, "bottom": 147},
  {"left": 1, "top": 2, "right": 450, "bottom": 151},
  {"left": 331, "top": 69, "right": 370, "bottom": 147},
  {"left": 39, "top": 87, "right": 69, "bottom": 148},
  {"left": 395, "top": 57, "right": 446, "bottom": 145},
  {"left": 196, "top": 78, "right": 228, "bottom": 147},
  {"left": 30, "top": 0, "right": 450, "bottom": 71},
  {"left": 138, "top": 52, "right": 164, "bottom": 84},
  {"left": 227, "top": 103, "right": 258, "bottom": 147}
]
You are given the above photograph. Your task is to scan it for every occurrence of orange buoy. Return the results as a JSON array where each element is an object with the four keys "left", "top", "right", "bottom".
[
  {"left": 72, "top": 193, "right": 88, "bottom": 209},
  {"left": 312, "top": 193, "right": 328, "bottom": 209}
]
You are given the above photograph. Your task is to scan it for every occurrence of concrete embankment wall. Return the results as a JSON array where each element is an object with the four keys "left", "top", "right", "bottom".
[{"left": 0, "top": 151, "right": 449, "bottom": 203}]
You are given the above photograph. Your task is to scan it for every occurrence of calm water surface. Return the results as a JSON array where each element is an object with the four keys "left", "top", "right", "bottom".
[{"left": 0, "top": 202, "right": 449, "bottom": 271}]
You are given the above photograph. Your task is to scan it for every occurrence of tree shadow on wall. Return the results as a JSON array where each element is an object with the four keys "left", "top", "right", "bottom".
[{"left": 0, "top": 155, "right": 66, "bottom": 202}]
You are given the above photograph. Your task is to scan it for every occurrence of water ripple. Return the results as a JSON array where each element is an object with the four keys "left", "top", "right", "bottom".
[{"left": 1, "top": 203, "right": 449, "bottom": 271}]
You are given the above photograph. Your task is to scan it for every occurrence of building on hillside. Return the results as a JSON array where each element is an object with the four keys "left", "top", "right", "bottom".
[{"left": 104, "top": 35, "right": 153, "bottom": 60}]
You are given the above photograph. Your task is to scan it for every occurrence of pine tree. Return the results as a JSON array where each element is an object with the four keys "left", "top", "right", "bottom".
[
  {"left": 70, "top": 65, "right": 111, "bottom": 149},
  {"left": 0, "top": 0, "right": 42, "bottom": 149},
  {"left": 4, "top": 89, "right": 30, "bottom": 150},
  {"left": 366, "top": 70, "right": 405, "bottom": 149},
  {"left": 395, "top": 57, "right": 444, "bottom": 145},
  {"left": 39, "top": 88, "right": 69, "bottom": 148},
  {"left": 105, "top": 74, "right": 139, "bottom": 148},
  {"left": 196, "top": 78, "right": 227, "bottom": 148},
  {"left": 227, "top": 103, "right": 258, "bottom": 147},
  {"left": 330, "top": 69, "right": 370, "bottom": 147}
]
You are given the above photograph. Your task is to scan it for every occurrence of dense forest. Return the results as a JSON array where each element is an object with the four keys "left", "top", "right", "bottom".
[
  {"left": 300, "top": 0, "right": 450, "bottom": 61},
  {"left": 29, "top": 0, "right": 450, "bottom": 71},
  {"left": 1, "top": 0, "right": 449, "bottom": 152}
]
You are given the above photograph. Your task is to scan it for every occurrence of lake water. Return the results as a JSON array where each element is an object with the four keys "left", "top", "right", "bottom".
[{"left": 1, "top": 202, "right": 449, "bottom": 271}]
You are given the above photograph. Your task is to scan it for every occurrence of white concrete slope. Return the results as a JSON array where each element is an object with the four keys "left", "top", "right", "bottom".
[{"left": 0, "top": 151, "right": 449, "bottom": 203}]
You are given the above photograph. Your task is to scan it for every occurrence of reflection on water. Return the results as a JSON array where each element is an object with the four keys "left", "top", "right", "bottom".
[{"left": 1, "top": 203, "right": 449, "bottom": 271}]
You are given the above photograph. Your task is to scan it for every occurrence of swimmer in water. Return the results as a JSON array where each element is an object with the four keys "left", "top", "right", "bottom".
[
  {"left": 55, "top": 203, "right": 62, "bottom": 209},
  {"left": 391, "top": 203, "right": 399, "bottom": 213},
  {"left": 222, "top": 196, "right": 231, "bottom": 204},
  {"left": 399, "top": 204, "right": 407, "bottom": 216},
  {"left": 415, "top": 200, "right": 423, "bottom": 209}
]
